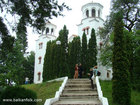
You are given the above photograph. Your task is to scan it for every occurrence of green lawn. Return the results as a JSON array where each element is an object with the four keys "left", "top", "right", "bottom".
[
  {"left": 22, "top": 81, "right": 62, "bottom": 105},
  {"left": 100, "top": 80, "right": 140, "bottom": 105}
]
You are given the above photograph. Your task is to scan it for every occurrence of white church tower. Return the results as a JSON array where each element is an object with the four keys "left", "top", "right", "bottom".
[
  {"left": 77, "top": 2, "right": 104, "bottom": 43},
  {"left": 34, "top": 22, "right": 57, "bottom": 84},
  {"left": 78, "top": 2, "right": 113, "bottom": 80}
]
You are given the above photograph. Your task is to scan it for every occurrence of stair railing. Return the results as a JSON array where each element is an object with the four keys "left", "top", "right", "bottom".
[
  {"left": 96, "top": 76, "right": 109, "bottom": 105},
  {"left": 44, "top": 76, "right": 68, "bottom": 105}
]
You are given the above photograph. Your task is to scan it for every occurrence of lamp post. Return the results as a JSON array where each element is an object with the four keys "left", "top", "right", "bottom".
[{"left": 56, "top": 40, "right": 61, "bottom": 45}]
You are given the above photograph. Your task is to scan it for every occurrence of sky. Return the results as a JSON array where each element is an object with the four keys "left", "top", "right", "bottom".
[{"left": 27, "top": 0, "right": 111, "bottom": 52}]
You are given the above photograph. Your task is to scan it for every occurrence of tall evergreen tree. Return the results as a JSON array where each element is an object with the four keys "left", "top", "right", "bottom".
[
  {"left": 43, "top": 41, "right": 52, "bottom": 81},
  {"left": 81, "top": 32, "right": 88, "bottom": 74},
  {"left": 88, "top": 28, "right": 97, "bottom": 69},
  {"left": 112, "top": 12, "right": 131, "bottom": 105},
  {"left": 57, "top": 25, "right": 69, "bottom": 77},
  {"left": 133, "top": 30, "right": 140, "bottom": 90},
  {"left": 124, "top": 30, "right": 134, "bottom": 86},
  {"left": 68, "top": 36, "right": 81, "bottom": 77}
]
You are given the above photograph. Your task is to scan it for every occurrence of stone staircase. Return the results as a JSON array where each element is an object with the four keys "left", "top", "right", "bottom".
[{"left": 52, "top": 78, "right": 102, "bottom": 105}]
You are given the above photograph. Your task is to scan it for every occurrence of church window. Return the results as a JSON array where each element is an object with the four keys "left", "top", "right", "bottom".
[
  {"left": 87, "top": 28, "right": 89, "bottom": 35},
  {"left": 107, "top": 70, "right": 110, "bottom": 78},
  {"left": 92, "top": 9, "right": 96, "bottom": 17},
  {"left": 38, "top": 56, "right": 42, "bottom": 64},
  {"left": 98, "top": 10, "right": 100, "bottom": 17},
  {"left": 86, "top": 10, "right": 89, "bottom": 18},
  {"left": 38, "top": 72, "right": 41, "bottom": 81},
  {"left": 39, "top": 42, "right": 43, "bottom": 49},
  {"left": 46, "top": 27, "right": 49, "bottom": 34},
  {"left": 51, "top": 28, "right": 54, "bottom": 35}
]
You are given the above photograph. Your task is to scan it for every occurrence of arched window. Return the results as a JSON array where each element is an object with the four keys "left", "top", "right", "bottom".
[
  {"left": 98, "top": 10, "right": 100, "bottom": 17},
  {"left": 92, "top": 9, "right": 96, "bottom": 17},
  {"left": 38, "top": 57, "right": 42, "bottom": 64},
  {"left": 51, "top": 28, "right": 54, "bottom": 35},
  {"left": 107, "top": 70, "right": 110, "bottom": 78},
  {"left": 46, "top": 27, "right": 49, "bottom": 34},
  {"left": 86, "top": 10, "right": 89, "bottom": 18},
  {"left": 38, "top": 72, "right": 41, "bottom": 81}
]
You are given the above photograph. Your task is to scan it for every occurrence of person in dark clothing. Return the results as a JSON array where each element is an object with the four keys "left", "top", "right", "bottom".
[
  {"left": 87, "top": 68, "right": 94, "bottom": 89},
  {"left": 78, "top": 63, "right": 83, "bottom": 78}
]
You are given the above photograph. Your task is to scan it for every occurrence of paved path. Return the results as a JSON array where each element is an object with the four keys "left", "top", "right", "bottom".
[{"left": 52, "top": 78, "right": 102, "bottom": 105}]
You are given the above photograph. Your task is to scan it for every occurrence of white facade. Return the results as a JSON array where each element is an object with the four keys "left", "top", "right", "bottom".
[
  {"left": 34, "top": 2, "right": 112, "bottom": 84},
  {"left": 77, "top": 2, "right": 112, "bottom": 80},
  {"left": 34, "top": 22, "right": 57, "bottom": 84},
  {"left": 77, "top": 2, "right": 104, "bottom": 44}
]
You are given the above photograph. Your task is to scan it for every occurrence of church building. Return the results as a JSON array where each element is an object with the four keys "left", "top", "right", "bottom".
[
  {"left": 34, "top": 22, "right": 57, "bottom": 84},
  {"left": 33, "top": 2, "right": 112, "bottom": 84}
]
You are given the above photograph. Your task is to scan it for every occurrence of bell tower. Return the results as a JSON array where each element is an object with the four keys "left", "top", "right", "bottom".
[{"left": 77, "top": 2, "right": 104, "bottom": 43}]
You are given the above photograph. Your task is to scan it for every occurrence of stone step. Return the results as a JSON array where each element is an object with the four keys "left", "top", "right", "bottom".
[
  {"left": 63, "top": 90, "right": 96, "bottom": 93},
  {"left": 67, "top": 81, "right": 91, "bottom": 84},
  {"left": 68, "top": 78, "right": 90, "bottom": 82},
  {"left": 52, "top": 100, "right": 102, "bottom": 105},
  {"left": 61, "top": 92, "right": 98, "bottom": 96},
  {"left": 65, "top": 84, "right": 92, "bottom": 88},
  {"left": 63, "top": 87, "right": 97, "bottom": 91},
  {"left": 59, "top": 98, "right": 99, "bottom": 101},
  {"left": 60, "top": 95, "right": 98, "bottom": 100}
]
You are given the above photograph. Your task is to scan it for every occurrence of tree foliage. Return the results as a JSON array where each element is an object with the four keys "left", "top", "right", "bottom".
[
  {"left": 111, "top": 0, "right": 140, "bottom": 31},
  {"left": 68, "top": 36, "right": 81, "bottom": 77},
  {"left": 43, "top": 25, "right": 70, "bottom": 81},
  {"left": 23, "top": 51, "right": 35, "bottom": 83},
  {"left": 112, "top": 12, "right": 131, "bottom": 105},
  {"left": 133, "top": 29, "right": 140, "bottom": 91},
  {"left": 87, "top": 28, "right": 97, "bottom": 69},
  {"left": 81, "top": 32, "right": 88, "bottom": 74}
]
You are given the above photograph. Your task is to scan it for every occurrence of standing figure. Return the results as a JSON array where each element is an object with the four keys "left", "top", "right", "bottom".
[
  {"left": 93, "top": 66, "right": 98, "bottom": 76},
  {"left": 78, "top": 63, "right": 83, "bottom": 78},
  {"left": 74, "top": 64, "right": 79, "bottom": 79},
  {"left": 87, "top": 68, "right": 94, "bottom": 89},
  {"left": 93, "top": 66, "right": 98, "bottom": 84}
]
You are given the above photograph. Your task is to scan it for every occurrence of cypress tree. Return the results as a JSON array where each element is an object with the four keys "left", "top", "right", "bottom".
[
  {"left": 57, "top": 25, "right": 69, "bottom": 77},
  {"left": 124, "top": 30, "right": 134, "bottom": 86},
  {"left": 43, "top": 41, "right": 52, "bottom": 81},
  {"left": 68, "top": 37, "right": 81, "bottom": 78},
  {"left": 81, "top": 32, "right": 88, "bottom": 74},
  {"left": 112, "top": 12, "right": 131, "bottom": 105},
  {"left": 88, "top": 28, "right": 97, "bottom": 69}
]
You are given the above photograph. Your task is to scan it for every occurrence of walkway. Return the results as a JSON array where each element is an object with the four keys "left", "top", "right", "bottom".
[{"left": 52, "top": 78, "right": 102, "bottom": 105}]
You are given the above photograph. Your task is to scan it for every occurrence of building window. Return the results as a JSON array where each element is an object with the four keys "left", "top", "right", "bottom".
[
  {"left": 38, "top": 72, "right": 41, "bottom": 81},
  {"left": 82, "top": 26, "right": 90, "bottom": 35},
  {"left": 46, "top": 27, "right": 49, "bottom": 34},
  {"left": 107, "top": 70, "right": 110, "bottom": 78},
  {"left": 38, "top": 57, "right": 42, "bottom": 64},
  {"left": 92, "top": 9, "right": 96, "bottom": 17},
  {"left": 86, "top": 10, "right": 89, "bottom": 17},
  {"left": 39, "top": 43, "right": 43, "bottom": 49},
  {"left": 98, "top": 10, "right": 100, "bottom": 17},
  {"left": 51, "top": 28, "right": 54, "bottom": 35}
]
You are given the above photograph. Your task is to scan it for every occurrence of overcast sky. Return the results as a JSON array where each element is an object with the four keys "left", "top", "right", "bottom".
[{"left": 27, "top": 0, "right": 111, "bottom": 52}]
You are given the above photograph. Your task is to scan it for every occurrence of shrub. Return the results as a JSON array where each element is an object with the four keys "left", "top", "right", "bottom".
[{"left": 0, "top": 86, "right": 37, "bottom": 105}]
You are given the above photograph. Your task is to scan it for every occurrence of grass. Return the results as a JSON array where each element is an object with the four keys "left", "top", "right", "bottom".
[
  {"left": 100, "top": 80, "right": 140, "bottom": 105},
  {"left": 22, "top": 81, "right": 62, "bottom": 105}
]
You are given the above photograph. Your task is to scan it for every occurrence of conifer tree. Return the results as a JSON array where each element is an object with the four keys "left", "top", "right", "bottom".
[
  {"left": 112, "top": 12, "right": 131, "bottom": 105},
  {"left": 43, "top": 41, "right": 52, "bottom": 81},
  {"left": 57, "top": 25, "right": 69, "bottom": 77},
  {"left": 81, "top": 32, "right": 88, "bottom": 74},
  {"left": 88, "top": 28, "right": 97, "bottom": 69},
  {"left": 68, "top": 37, "right": 81, "bottom": 77}
]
